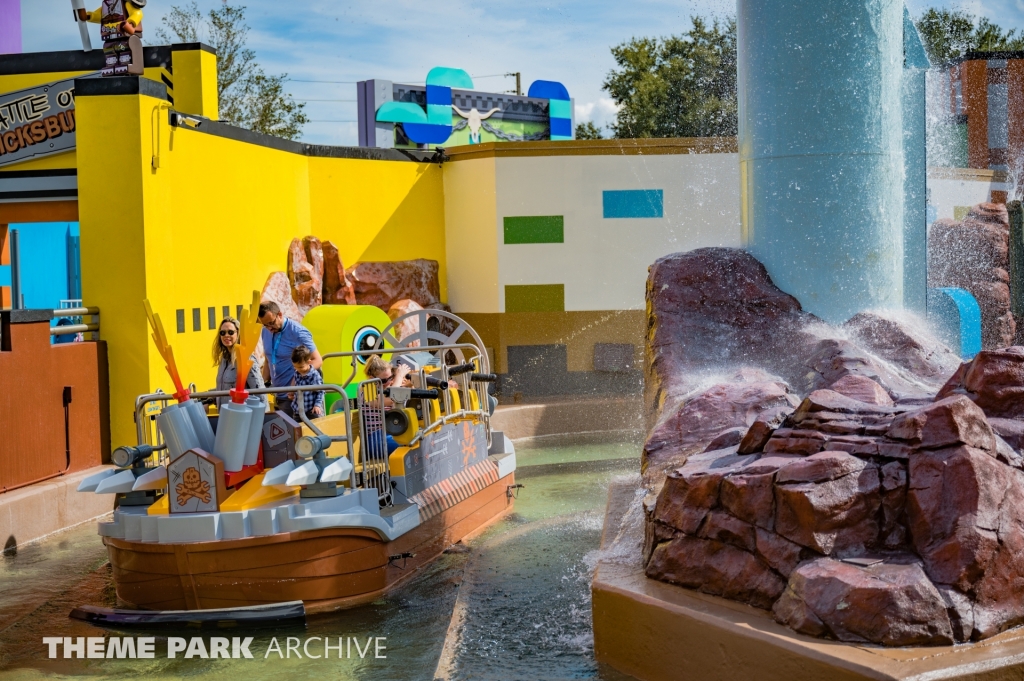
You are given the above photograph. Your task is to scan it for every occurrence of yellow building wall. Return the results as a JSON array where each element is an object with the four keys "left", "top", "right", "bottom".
[
  {"left": 75, "top": 82, "right": 448, "bottom": 449},
  {"left": 308, "top": 157, "right": 446, "bottom": 300}
]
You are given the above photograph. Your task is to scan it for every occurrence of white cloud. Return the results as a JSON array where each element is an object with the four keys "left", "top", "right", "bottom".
[{"left": 575, "top": 98, "right": 620, "bottom": 132}]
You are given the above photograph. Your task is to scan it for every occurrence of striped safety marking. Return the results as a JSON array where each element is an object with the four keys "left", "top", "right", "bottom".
[{"left": 409, "top": 459, "right": 501, "bottom": 521}]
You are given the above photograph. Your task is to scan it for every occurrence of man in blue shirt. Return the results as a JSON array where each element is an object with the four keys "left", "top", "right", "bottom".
[{"left": 259, "top": 301, "right": 323, "bottom": 416}]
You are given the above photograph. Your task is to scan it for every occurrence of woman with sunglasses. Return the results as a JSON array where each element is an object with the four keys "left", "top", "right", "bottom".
[{"left": 211, "top": 317, "right": 266, "bottom": 409}]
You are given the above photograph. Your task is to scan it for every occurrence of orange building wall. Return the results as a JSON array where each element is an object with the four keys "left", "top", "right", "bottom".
[
  {"left": 0, "top": 314, "right": 110, "bottom": 493},
  {"left": 963, "top": 59, "right": 989, "bottom": 170}
]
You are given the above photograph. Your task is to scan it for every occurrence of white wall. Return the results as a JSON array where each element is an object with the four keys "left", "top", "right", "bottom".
[
  {"left": 927, "top": 171, "right": 1010, "bottom": 221},
  {"left": 490, "top": 152, "right": 742, "bottom": 311}
]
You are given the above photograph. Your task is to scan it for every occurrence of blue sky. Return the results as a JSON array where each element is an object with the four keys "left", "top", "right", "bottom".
[{"left": 17, "top": 0, "right": 1024, "bottom": 146}]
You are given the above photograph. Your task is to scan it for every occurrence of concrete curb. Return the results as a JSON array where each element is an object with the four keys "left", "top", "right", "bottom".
[{"left": 1, "top": 465, "right": 114, "bottom": 553}]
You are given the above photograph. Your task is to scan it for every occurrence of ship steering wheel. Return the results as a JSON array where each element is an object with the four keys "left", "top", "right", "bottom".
[{"left": 374, "top": 308, "right": 490, "bottom": 373}]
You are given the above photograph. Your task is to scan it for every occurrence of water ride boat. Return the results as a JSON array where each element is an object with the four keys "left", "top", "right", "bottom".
[{"left": 76, "top": 308, "right": 516, "bottom": 612}]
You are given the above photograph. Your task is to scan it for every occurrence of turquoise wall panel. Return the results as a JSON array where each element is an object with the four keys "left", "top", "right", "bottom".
[{"left": 602, "top": 190, "right": 664, "bottom": 218}]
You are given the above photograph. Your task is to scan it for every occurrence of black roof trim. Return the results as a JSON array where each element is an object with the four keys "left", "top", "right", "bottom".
[
  {"left": 182, "top": 116, "right": 434, "bottom": 162},
  {"left": 170, "top": 43, "right": 216, "bottom": 55},
  {"left": 75, "top": 75, "right": 167, "bottom": 101},
  {"left": 0, "top": 44, "right": 214, "bottom": 77}
]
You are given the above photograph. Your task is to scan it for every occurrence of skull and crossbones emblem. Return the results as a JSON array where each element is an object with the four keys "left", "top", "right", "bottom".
[{"left": 175, "top": 466, "right": 211, "bottom": 506}]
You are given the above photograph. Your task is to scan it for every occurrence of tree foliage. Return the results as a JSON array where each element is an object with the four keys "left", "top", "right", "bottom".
[
  {"left": 603, "top": 17, "right": 736, "bottom": 139},
  {"left": 575, "top": 121, "right": 604, "bottom": 140},
  {"left": 915, "top": 9, "right": 1024, "bottom": 67},
  {"left": 156, "top": 2, "right": 308, "bottom": 139}
]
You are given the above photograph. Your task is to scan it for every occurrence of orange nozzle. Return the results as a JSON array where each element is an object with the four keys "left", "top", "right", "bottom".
[{"left": 143, "top": 299, "right": 189, "bottom": 402}]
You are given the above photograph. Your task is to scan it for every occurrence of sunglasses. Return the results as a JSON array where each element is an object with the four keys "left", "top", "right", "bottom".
[{"left": 219, "top": 329, "right": 236, "bottom": 336}]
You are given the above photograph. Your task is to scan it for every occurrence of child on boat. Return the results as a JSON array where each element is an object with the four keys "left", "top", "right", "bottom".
[{"left": 290, "top": 345, "right": 325, "bottom": 420}]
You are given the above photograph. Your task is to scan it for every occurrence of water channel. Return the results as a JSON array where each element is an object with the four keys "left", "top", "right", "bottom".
[{"left": 0, "top": 435, "right": 640, "bottom": 681}]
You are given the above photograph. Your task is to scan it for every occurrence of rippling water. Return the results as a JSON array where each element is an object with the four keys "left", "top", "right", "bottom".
[{"left": 0, "top": 436, "right": 639, "bottom": 681}]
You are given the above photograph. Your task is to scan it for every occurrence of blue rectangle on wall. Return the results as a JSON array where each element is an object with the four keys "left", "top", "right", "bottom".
[{"left": 602, "top": 190, "right": 663, "bottom": 218}]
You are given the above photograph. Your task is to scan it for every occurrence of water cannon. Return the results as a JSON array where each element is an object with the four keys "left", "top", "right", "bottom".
[
  {"left": 111, "top": 443, "right": 161, "bottom": 468},
  {"left": 295, "top": 434, "right": 333, "bottom": 459}
]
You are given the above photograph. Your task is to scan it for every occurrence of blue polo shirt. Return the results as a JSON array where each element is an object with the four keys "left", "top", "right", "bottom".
[{"left": 261, "top": 318, "right": 318, "bottom": 387}]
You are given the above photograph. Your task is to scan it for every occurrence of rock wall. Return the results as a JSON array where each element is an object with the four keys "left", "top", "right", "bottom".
[
  {"left": 928, "top": 203, "right": 1015, "bottom": 349},
  {"left": 260, "top": 234, "right": 441, "bottom": 320},
  {"left": 642, "top": 248, "right": 960, "bottom": 476},
  {"left": 641, "top": 247, "right": 1024, "bottom": 647}
]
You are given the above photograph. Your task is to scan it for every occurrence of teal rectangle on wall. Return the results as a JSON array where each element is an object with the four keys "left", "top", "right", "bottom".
[
  {"left": 504, "top": 216, "right": 564, "bottom": 244},
  {"left": 603, "top": 189, "right": 663, "bottom": 218}
]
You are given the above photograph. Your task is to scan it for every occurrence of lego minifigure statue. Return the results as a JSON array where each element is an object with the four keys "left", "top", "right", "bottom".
[{"left": 75, "top": 0, "right": 146, "bottom": 77}]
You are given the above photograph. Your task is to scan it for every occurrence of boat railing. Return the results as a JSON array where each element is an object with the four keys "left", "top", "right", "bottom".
[
  {"left": 356, "top": 378, "right": 392, "bottom": 507},
  {"left": 321, "top": 343, "right": 495, "bottom": 444}
]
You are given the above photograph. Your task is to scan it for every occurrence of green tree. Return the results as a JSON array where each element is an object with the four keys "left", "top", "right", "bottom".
[
  {"left": 603, "top": 17, "right": 736, "bottom": 139},
  {"left": 575, "top": 121, "right": 604, "bottom": 140},
  {"left": 156, "top": 2, "right": 308, "bottom": 140},
  {"left": 915, "top": 9, "right": 1024, "bottom": 67}
]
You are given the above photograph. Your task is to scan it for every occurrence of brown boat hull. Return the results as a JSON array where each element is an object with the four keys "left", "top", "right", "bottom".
[{"left": 104, "top": 473, "right": 515, "bottom": 612}]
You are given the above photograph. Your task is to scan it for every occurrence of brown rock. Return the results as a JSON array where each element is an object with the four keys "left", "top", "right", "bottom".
[
  {"left": 645, "top": 534, "right": 786, "bottom": 609},
  {"left": 737, "top": 406, "right": 793, "bottom": 454},
  {"left": 387, "top": 299, "right": 424, "bottom": 344},
  {"left": 936, "top": 585, "right": 975, "bottom": 642},
  {"left": 774, "top": 456, "right": 881, "bottom": 555},
  {"left": 704, "top": 427, "right": 747, "bottom": 453},
  {"left": 989, "top": 418, "right": 1024, "bottom": 450},
  {"left": 773, "top": 558, "right": 955, "bottom": 646},
  {"left": 880, "top": 461, "right": 908, "bottom": 548},
  {"left": 965, "top": 467, "right": 1024, "bottom": 639},
  {"left": 699, "top": 511, "right": 757, "bottom": 552},
  {"left": 644, "top": 248, "right": 814, "bottom": 427},
  {"left": 828, "top": 375, "right": 894, "bottom": 406},
  {"left": 345, "top": 259, "right": 441, "bottom": 310},
  {"left": 886, "top": 395, "right": 995, "bottom": 451},
  {"left": 651, "top": 450, "right": 749, "bottom": 536},
  {"left": 937, "top": 347, "right": 1024, "bottom": 419},
  {"left": 287, "top": 236, "right": 324, "bottom": 315},
  {"left": 719, "top": 455, "right": 801, "bottom": 530},
  {"left": 928, "top": 203, "right": 1015, "bottom": 349},
  {"left": 777, "top": 451, "right": 868, "bottom": 484},
  {"left": 906, "top": 445, "right": 1007, "bottom": 591},
  {"left": 755, "top": 528, "right": 804, "bottom": 577},
  {"left": 322, "top": 241, "right": 355, "bottom": 305},
  {"left": 800, "top": 337, "right": 936, "bottom": 401},
  {"left": 644, "top": 372, "right": 800, "bottom": 469},
  {"left": 260, "top": 271, "right": 303, "bottom": 323},
  {"left": 793, "top": 389, "right": 896, "bottom": 417},
  {"left": 843, "top": 311, "right": 963, "bottom": 383}
]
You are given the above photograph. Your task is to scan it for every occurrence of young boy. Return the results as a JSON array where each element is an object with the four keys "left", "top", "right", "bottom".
[{"left": 290, "top": 345, "right": 325, "bottom": 420}]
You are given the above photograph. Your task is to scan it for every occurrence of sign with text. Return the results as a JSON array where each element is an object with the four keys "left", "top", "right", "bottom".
[{"left": 0, "top": 78, "right": 79, "bottom": 168}]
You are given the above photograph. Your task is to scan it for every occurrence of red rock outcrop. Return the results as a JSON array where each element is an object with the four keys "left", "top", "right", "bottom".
[
  {"left": 928, "top": 203, "right": 1015, "bottom": 349},
  {"left": 643, "top": 369, "right": 800, "bottom": 473},
  {"left": 773, "top": 558, "right": 954, "bottom": 646},
  {"left": 322, "top": 240, "right": 356, "bottom": 305},
  {"left": 260, "top": 271, "right": 303, "bottom": 323},
  {"left": 642, "top": 247, "right": 1024, "bottom": 646},
  {"left": 345, "top": 259, "right": 441, "bottom": 310},
  {"left": 287, "top": 236, "right": 324, "bottom": 315}
]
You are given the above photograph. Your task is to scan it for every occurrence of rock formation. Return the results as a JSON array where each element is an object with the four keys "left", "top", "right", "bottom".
[
  {"left": 287, "top": 236, "right": 324, "bottom": 316},
  {"left": 260, "top": 271, "right": 303, "bottom": 323},
  {"left": 322, "top": 240, "right": 356, "bottom": 305},
  {"left": 344, "top": 259, "right": 441, "bottom": 310},
  {"left": 642, "top": 246, "right": 1024, "bottom": 647},
  {"left": 928, "top": 202, "right": 1015, "bottom": 349}
]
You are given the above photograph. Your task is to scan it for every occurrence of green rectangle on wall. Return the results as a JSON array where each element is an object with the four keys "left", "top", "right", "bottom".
[
  {"left": 503, "top": 216, "right": 564, "bottom": 244},
  {"left": 505, "top": 284, "right": 565, "bottom": 312}
]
